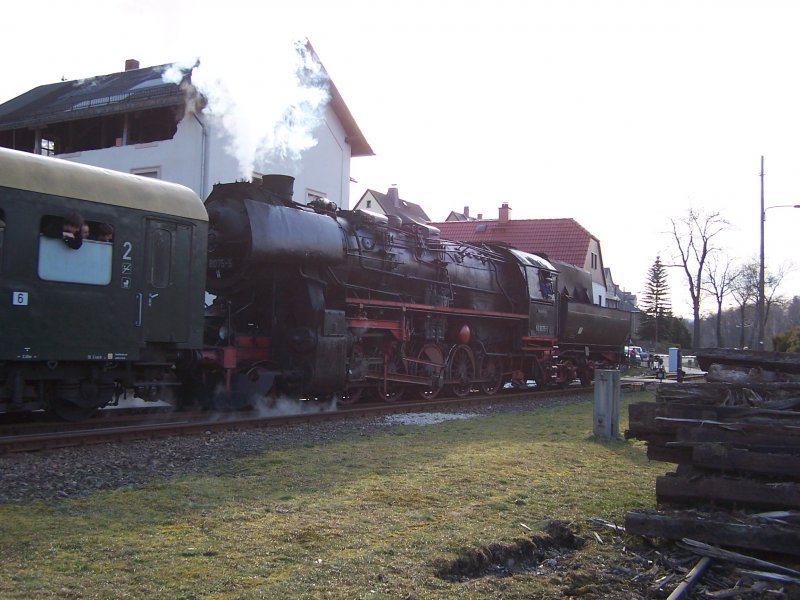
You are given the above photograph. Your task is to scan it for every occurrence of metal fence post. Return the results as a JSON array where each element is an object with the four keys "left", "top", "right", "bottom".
[{"left": 593, "top": 369, "right": 620, "bottom": 440}]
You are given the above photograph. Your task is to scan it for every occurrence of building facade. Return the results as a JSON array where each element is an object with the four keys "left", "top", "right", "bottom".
[{"left": 0, "top": 54, "right": 372, "bottom": 208}]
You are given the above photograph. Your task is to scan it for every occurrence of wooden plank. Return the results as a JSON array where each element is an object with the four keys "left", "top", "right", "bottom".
[
  {"left": 675, "top": 427, "right": 800, "bottom": 448},
  {"left": 625, "top": 511, "right": 800, "bottom": 557},
  {"left": 692, "top": 444, "right": 800, "bottom": 478},
  {"left": 656, "top": 382, "right": 800, "bottom": 407},
  {"left": 680, "top": 538, "right": 800, "bottom": 577},
  {"left": 695, "top": 348, "right": 800, "bottom": 371},
  {"left": 656, "top": 473, "right": 800, "bottom": 510},
  {"left": 655, "top": 403, "right": 800, "bottom": 424},
  {"left": 646, "top": 444, "right": 692, "bottom": 465}
]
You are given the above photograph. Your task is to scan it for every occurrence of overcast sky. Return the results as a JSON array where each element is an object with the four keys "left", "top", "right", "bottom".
[{"left": 3, "top": 0, "right": 800, "bottom": 317}]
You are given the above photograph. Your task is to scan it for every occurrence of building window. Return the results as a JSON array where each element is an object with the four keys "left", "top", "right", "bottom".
[
  {"left": 591, "top": 252, "right": 598, "bottom": 270},
  {"left": 132, "top": 167, "right": 160, "bottom": 179},
  {"left": 307, "top": 189, "right": 326, "bottom": 204},
  {"left": 366, "top": 199, "right": 372, "bottom": 209},
  {"left": 40, "top": 138, "right": 55, "bottom": 156}
]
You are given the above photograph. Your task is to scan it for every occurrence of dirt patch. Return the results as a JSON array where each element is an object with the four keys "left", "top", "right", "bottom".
[
  {"left": 435, "top": 520, "right": 585, "bottom": 581},
  {"left": 435, "top": 519, "right": 800, "bottom": 599}
]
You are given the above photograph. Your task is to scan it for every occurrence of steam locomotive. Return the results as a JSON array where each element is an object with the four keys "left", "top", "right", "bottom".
[{"left": 0, "top": 147, "right": 630, "bottom": 418}]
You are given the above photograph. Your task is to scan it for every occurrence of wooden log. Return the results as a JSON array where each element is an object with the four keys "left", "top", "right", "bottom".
[
  {"left": 656, "top": 382, "right": 800, "bottom": 407},
  {"left": 705, "top": 363, "right": 800, "bottom": 384},
  {"left": 694, "top": 348, "right": 800, "bottom": 375},
  {"left": 627, "top": 401, "right": 800, "bottom": 436},
  {"left": 656, "top": 472, "right": 800, "bottom": 510},
  {"left": 625, "top": 511, "right": 800, "bottom": 556},
  {"left": 675, "top": 426, "right": 800, "bottom": 449},
  {"left": 652, "top": 402, "right": 800, "bottom": 425},
  {"left": 692, "top": 444, "right": 800, "bottom": 479},
  {"left": 646, "top": 444, "right": 692, "bottom": 465},
  {"left": 680, "top": 538, "right": 800, "bottom": 577},
  {"left": 666, "top": 557, "right": 711, "bottom": 600}
]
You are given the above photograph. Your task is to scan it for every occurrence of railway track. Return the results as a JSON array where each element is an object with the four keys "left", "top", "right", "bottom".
[{"left": 0, "top": 385, "right": 594, "bottom": 454}]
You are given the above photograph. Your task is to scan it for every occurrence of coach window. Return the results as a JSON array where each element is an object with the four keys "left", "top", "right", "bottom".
[
  {"left": 149, "top": 228, "right": 172, "bottom": 288},
  {"left": 37, "top": 215, "right": 113, "bottom": 285}
]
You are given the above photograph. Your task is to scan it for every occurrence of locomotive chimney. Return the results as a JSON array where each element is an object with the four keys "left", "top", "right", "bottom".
[
  {"left": 125, "top": 59, "right": 140, "bottom": 71},
  {"left": 261, "top": 174, "right": 295, "bottom": 203},
  {"left": 463, "top": 206, "right": 470, "bottom": 218},
  {"left": 499, "top": 203, "right": 511, "bottom": 224},
  {"left": 387, "top": 185, "right": 400, "bottom": 207}
]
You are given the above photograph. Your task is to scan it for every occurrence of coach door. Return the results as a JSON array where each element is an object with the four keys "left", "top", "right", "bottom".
[{"left": 140, "top": 219, "right": 193, "bottom": 343}]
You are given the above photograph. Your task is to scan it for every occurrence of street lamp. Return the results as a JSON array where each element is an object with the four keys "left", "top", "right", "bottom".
[{"left": 757, "top": 156, "right": 800, "bottom": 349}]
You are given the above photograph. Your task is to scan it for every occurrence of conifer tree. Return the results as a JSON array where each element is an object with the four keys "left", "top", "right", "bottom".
[{"left": 639, "top": 256, "right": 671, "bottom": 343}]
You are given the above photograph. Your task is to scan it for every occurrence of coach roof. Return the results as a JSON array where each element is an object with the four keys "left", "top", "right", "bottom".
[{"left": 0, "top": 147, "right": 207, "bottom": 221}]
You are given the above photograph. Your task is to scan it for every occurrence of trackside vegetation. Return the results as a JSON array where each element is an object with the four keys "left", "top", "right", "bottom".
[{"left": 0, "top": 392, "right": 664, "bottom": 599}]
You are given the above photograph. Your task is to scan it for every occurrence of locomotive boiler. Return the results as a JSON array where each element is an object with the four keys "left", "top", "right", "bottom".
[{"left": 197, "top": 176, "right": 629, "bottom": 406}]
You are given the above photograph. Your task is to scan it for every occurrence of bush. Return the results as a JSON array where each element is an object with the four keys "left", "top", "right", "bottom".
[{"left": 772, "top": 326, "right": 800, "bottom": 352}]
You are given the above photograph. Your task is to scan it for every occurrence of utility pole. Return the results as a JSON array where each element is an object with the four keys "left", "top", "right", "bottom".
[{"left": 757, "top": 156, "right": 765, "bottom": 350}]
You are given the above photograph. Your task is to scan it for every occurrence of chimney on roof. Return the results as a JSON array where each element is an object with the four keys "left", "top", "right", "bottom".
[
  {"left": 125, "top": 59, "right": 140, "bottom": 71},
  {"left": 387, "top": 185, "right": 400, "bottom": 207},
  {"left": 477, "top": 213, "right": 483, "bottom": 220},
  {"left": 463, "top": 206, "right": 470, "bottom": 218},
  {"left": 499, "top": 202, "right": 511, "bottom": 224}
]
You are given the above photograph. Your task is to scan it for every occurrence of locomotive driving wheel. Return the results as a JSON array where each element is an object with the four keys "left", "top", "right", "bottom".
[
  {"left": 414, "top": 342, "right": 445, "bottom": 400},
  {"left": 339, "top": 386, "right": 365, "bottom": 405},
  {"left": 340, "top": 344, "right": 366, "bottom": 405},
  {"left": 447, "top": 344, "right": 476, "bottom": 398},
  {"left": 377, "top": 347, "right": 405, "bottom": 402},
  {"left": 479, "top": 356, "right": 503, "bottom": 395}
]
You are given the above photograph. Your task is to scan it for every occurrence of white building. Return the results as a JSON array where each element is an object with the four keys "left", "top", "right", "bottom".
[{"left": 0, "top": 52, "right": 372, "bottom": 208}]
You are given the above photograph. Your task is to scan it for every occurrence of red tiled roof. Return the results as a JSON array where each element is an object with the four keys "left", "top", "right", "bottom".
[{"left": 430, "top": 218, "right": 594, "bottom": 267}]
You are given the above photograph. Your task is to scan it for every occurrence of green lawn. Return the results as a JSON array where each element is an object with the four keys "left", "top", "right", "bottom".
[{"left": 0, "top": 392, "right": 665, "bottom": 599}]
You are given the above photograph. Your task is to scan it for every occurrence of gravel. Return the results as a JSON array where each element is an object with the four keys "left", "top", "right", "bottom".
[{"left": 0, "top": 393, "right": 589, "bottom": 504}]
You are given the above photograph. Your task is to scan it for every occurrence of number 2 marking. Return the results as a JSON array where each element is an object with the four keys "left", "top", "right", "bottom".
[{"left": 122, "top": 241, "right": 133, "bottom": 261}]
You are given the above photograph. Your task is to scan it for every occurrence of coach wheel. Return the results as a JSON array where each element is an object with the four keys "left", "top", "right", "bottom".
[
  {"left": 480, "top": 357, "right": 502, "bottom": 395},
  {"left": 46, "top": 380, "right": 99, "bottom": 421},
  {"left": 49, "top": 397, "right": 98, "bottom": 421},
  {"left": 415, "top": 343, "right": 445, "bottom": 400},
  {"left": 448, "top": 344, "right": 476, "bottom": 398}
]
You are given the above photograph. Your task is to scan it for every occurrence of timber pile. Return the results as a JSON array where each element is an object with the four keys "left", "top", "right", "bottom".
[{"left": 624, "top": 349, "right": 800, "bottom": 594}]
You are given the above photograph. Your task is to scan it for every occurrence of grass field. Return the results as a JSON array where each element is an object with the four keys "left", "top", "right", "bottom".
[{"left": 0, "top": 392, "right": 665, "bottom": 599}]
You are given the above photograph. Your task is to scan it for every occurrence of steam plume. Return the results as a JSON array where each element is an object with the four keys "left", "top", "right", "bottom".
[{"left": 163, "top": 39, "right": 330, "bottom": 179}]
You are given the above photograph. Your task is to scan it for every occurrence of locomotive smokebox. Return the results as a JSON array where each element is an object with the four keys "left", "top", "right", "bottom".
[{"left": 261, "top": 174, "right": 294, "bottom": 203}]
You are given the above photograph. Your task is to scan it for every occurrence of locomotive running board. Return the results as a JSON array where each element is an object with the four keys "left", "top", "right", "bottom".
[{"left": 346, "top": 297, "right": 528, "bottom": 321}]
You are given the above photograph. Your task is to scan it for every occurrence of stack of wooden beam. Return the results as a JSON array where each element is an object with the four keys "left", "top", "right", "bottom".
[
  {"left": 625, "top": 347, "right": 800, "bottom": 557},
  {"left": 626, "top": 381, "right": 800, "bottom": 510}
]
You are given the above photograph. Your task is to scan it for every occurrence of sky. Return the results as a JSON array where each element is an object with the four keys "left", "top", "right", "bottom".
[{"left": 3, "top": 0, "right": 800, "bottom": 318}]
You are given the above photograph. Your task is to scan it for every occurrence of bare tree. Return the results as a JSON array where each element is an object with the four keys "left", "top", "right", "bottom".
[
  {"left": 763, "top": 264, "right": 789, "bottom": 344},
  {"left": 703, "top": 253, "right": 736, "bottom": 347},
  {"left": 670, "top": 208, "right": 730, "bottom": 350},
  {"left": 730, "top": 261, "right": 758, "bottom": 348}
]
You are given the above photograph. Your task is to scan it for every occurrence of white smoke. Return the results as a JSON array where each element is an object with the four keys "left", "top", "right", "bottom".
[{"left": 162, "top": 38, "right": 330, "bottom": 179}]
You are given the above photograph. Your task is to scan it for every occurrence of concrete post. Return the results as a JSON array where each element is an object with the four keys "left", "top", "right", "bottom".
[{"left": 593, "top": 369, "right": 620, "bottom": 440}]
